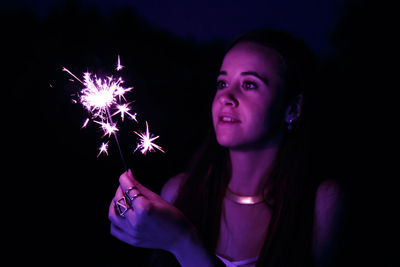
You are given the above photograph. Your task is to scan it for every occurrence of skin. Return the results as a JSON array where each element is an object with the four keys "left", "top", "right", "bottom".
[
  {"left": 212, "top": 41, "right": 287, "bottom": 152},
  {"left": 109, "top": 41, "right": 341, "bottom": 266},
  {"left": 212, "top": 41, "right": 292, "bottom": 197},
  {"left": 211, "top": 42, "right": 293, "bottom": 261}
]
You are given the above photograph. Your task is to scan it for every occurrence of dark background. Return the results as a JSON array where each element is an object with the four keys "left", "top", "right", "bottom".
[{"left": 2, "top": 0, "right": 396, "bottom": 266}]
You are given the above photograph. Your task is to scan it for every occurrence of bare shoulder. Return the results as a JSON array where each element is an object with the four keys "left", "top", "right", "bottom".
[
  {"left": 160, "top": 173, "right": 186, "bottom": 204},
  {"left": 313, "top": 179, "right": 344, "bottom": 264},
  {"left": 315, "top": 179, "right": 342, "bottom": 212}
]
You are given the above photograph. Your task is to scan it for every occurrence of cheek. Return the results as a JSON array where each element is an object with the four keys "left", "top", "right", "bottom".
[
  {"left": 246, "top": 98, "right": 280, "bottom": 135},
  {"left": 248, "top": 96, "right": 271, "bottom": 119},
  {"left": 247, "top": 105, "right": 270, "bottom": 132},
  {"left": 260, "top": 99, "right": 286, "bottom": 132}
]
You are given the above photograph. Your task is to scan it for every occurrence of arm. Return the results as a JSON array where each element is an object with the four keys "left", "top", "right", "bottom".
[
  {"left": 161, "top": 174, "right": 223, "bottom": 266},
  {"left": 171, "top": 225, "right": 221, "bottom": 267},
  {"left": 313, "top": 179, "right": 344, "bottom": 266},
  {"left": 160, "top": 173, "right": 185, "bottom": 204}
]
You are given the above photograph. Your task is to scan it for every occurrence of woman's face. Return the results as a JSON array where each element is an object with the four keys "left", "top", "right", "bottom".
[{"left": 212, "top": 41, "right": 286, "bottom": 151}]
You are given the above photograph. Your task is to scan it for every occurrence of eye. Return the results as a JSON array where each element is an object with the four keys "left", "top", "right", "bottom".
[
  {"left": 243, "top": 81, "right": 257, "bottom": 90},
  {"left": 216, "top": 80, "right": 228, "bottom": 90}
]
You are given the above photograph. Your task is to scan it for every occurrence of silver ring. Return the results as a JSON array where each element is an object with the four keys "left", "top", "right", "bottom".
[
  {"left": 115, "top": 197, "right": 130, "bottom": 217},
  {"left": 129, "top": 192, "right": 143, "bottom": 202},
  {"left": 124, "top": 186, "right": 143, "bottom": 202}
]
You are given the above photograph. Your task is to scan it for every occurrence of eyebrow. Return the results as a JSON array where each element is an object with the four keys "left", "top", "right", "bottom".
[{"left": 218, "top": 70, "right": 269, "bottom": 85}]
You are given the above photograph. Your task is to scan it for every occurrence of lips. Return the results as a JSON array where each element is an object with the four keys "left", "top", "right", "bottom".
[{"left": 218, "top": 113, "right": 241, "bottom": 124}]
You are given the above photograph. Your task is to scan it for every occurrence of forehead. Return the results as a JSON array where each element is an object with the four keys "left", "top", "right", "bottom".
[{"left": 221, "top": 41, "right": 284, "bottom": 76}]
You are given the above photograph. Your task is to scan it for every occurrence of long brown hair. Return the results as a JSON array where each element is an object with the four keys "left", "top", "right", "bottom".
[{"left": 174, "top": 29, "right": 320, "bottom": 266}]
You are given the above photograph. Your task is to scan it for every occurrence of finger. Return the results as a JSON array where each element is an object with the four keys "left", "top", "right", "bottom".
[
  {"left": 109, "top": 187, "right": 132, "bottom": 222},
  {"left": 118, "top": 169, "right": 139, "bottom": 191},
  {"left": 119, "top": 169, "right": 154, "bottom": 199},
  {"left": 124, "top": 187, "right": 143, "bottom": 208},
  {"left": 109, "top": 190, "right": 139, "bottom": 238},
  {"left": 108, "top": 196, "right": 125, "bottom": 224}
]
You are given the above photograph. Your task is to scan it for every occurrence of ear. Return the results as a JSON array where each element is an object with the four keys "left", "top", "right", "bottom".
[{"left": 284, "top": 94, "right": 303, "bottom": 123}]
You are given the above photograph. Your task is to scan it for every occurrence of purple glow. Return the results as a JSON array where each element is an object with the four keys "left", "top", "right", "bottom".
[
  {"left": 134, "top": 121, "right": 165, "bottom": 155},
  {"left": 62, "top": 59, "right": 132, "bottom": 156},
  {"left": 97, "top": 141, "right": 109, "bottom": 157},
  {"left": 116, "top": 55, "right": 124, "bottom": 71},
  {"left": 63, "top": 56, "right": 164, "bottom": 158},
  {"left": 113, "top": 103, "right": 137, "bottom": 122},
  {"left": 95, "top": 120, "right": 119, "bottom": 138}
]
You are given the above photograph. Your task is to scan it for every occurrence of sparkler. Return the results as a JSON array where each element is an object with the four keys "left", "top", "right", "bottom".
[
  {"left": 98, "top": 142, "right": 109, "bottom": 157},
  {"left": 134, "top": 121, "right": 165, "bottom": 155},
  {"left": 113, "top": 103, "right": 137, "bottom": 122},
  {"left": 62, "top": 55, "right": 164, "bottom": 171},
  {"left": 116, "top": 55, "right": 124, "bottom": 71}
]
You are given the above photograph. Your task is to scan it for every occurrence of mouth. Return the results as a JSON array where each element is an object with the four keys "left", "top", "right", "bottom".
[{"left": 218, "top": 114, "right": 241, "bottom": 124}]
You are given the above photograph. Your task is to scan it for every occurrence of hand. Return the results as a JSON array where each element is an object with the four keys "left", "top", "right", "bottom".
[{"left": 108, "top": 169, "right": 194, "bottom": 253}]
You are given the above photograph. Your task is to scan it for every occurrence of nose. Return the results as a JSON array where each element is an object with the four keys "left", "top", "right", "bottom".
[{"left": 219, "top": 92, "right": 239, "bottom": 107}]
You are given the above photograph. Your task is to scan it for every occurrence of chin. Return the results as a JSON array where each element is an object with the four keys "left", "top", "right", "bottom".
[
  {"left": 216, "top": 136, "right": 236, "bottom": 147},
  {"left": 216, "top": 136, "right": 249, "bottom": 150},
  {"left": 216, "top": 133, "right": 276, "bottom": 151}
]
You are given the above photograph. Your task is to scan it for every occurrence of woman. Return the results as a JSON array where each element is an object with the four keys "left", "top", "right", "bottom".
[{"left": 109, "top": 29, "right": 342, "bottom": 267}]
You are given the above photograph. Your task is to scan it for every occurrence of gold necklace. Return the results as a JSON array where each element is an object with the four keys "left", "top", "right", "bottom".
[{"left": 225, "top": 188, "right": 265, "bottom": 205}]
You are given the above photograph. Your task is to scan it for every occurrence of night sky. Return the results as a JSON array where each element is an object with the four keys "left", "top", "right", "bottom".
[
  {"left": 2, "top": 1, "right": 396, "bottom": 266},
  {"left": 2, "top": 0, "right": 348, "bottom": 58}
]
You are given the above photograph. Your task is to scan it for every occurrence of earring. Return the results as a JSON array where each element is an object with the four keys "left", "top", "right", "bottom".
[{"left": 288, "top": 119, "right": 294, "bottom": 130}]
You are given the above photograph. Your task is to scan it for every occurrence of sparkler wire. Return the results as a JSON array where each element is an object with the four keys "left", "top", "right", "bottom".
[
  {"left": 63, "top": 66, "right": 128, "bottom": 171},
  {"left": 63, "top": 56, "right": 164, "bottom": 170},
  {"left": 106, "top": 107, "right": 128, "bottom": 171}
]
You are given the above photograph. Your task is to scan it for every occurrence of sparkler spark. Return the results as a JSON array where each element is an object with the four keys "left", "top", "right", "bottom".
[
  {"left": 116, "top": 55, "right": 124, "bottom": 71},
  {"left": 134, "top": 121, "right": 165, "bottom": 155},
  {"left": 63, "top": 55, "right": 165, "bottom": 167},
  {"left": 62, "top": 67, "right": 84, "bottom": 84},
  {"left": 62, "top": 66, "right": 132, "bottom": 138},
  {"left": 82, "top": 118, "right": 90, "bottom": 128},
  {"left": 112, "top": 103, "right": 137, "bottom": 122},
  {"left": 95, "top": 120, "right": 119, "bottom": 137},
  {"left": 97, "top": 142, "right": 109, "bottom": 157},
  {"left": 80, "top": 73, "right": 123, "bottom": 119},
  {"left": 63, "top": 63, "right": 131, "bottom": 163}
]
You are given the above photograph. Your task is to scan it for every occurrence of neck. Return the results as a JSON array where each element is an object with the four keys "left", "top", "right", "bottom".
[{"left": 228, "top": 140, "right": 281, "bottom": 196}]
